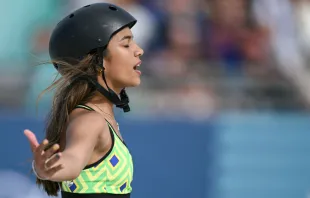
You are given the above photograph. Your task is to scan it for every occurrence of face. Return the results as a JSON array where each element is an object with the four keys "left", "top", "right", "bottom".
[{"left": 99, "top": 27, "right": 144, "bottom": 92}]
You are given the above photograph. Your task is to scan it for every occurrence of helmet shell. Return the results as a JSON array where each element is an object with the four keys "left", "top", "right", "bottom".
[{"left": 49, "top": 3, "right": 137, "bottom": 63}]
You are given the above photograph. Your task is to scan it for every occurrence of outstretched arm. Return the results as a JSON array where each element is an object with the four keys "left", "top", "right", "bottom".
[{"left": 25, "top": 112, "right": 108, "bottom": 182}]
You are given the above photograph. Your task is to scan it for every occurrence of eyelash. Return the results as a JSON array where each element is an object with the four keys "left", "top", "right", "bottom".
[{"left": 124, "top": 45, "right": 130, "bottom": 48}]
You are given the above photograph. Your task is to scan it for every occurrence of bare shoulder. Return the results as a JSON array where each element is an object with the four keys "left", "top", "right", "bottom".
[{"left": 67, "top": 109, "right": 108, "bottom": 137}]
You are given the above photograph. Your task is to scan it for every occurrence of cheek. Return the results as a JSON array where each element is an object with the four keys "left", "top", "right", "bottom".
[
  {"left": 107, "top": 64, "right": 131, "bottom": 83},
  {"left": 111, "top": 56, "right": 132, "bottom": 76},
  {"left": 105, "top": 48, "right": 136, "bottom": 84}
]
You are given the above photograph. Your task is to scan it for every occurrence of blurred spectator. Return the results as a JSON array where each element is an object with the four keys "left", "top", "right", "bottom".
[
  {"left": 200, "top": 0, "right": 270, "bottom": 76},
  {"left": 144, "top": 13, "right": 201, "bottom": 79},
  {"left": 0, "top": 1, "right": 58, "bottom": 110},
  {"left": 253, "top": 0, "right": 310, "bottom": 107},
  {"left": 293, "top": 0, "right": 310, "bottom": 60},
  {"left": 0, "top": 0, "right": 308, "bottom": 118}
]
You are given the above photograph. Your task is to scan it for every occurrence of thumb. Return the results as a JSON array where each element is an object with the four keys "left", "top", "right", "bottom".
[{"left": 24, "top": 129, "right": 39, "bottom": 152}]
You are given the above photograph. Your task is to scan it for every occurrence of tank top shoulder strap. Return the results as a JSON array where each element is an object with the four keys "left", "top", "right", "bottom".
[
  {"left": 75, "top": 104, "right": 95, "bottom": 111},
  {"left": 75, "top": 104, "right": 125, "bottom": 144},
  {"left": 105, "top": 119, "right": 126, "bottom": 146},
  {"left": 105, "top": 119, "right": 116, "bottom": 133},
  {"left": 76, "top": 104, "right": 116, "bottom": 134}
]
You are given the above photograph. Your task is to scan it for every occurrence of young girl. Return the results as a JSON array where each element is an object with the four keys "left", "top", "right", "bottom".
[{"left": 24, "top": 3, "right": 144, "bottom": 198}]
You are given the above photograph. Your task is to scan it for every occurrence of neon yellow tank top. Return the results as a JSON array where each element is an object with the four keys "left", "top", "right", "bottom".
[{"left": 61, "top": 105, "right": 133, "bottom": 196}]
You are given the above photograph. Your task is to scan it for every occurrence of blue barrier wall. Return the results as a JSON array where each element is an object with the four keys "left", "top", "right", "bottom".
[
  {"left": 0, "top": 113, "right": 216, "bottom": 198},
  {"left": 215, "top": 113, "right": 310, "bottom": 198},
  {"left": 1, "top": 112, "right": 310, "bottom": 198}
]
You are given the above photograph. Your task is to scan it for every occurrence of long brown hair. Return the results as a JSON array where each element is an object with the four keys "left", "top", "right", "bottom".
[{"left": 35, "top": 50, "right": 107, "bottom": 196}]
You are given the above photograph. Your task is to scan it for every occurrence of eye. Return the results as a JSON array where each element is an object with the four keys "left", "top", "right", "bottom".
[{"left": 124, "top": 45, "right": 130, "bottom": 48}]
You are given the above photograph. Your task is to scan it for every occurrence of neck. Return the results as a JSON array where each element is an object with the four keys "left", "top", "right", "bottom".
[
  {"left": 89, "top": 91, "right": 115, "bottom": 116},
  {"left": 95, "top": 75, "right": 125, "bottom": 113}
]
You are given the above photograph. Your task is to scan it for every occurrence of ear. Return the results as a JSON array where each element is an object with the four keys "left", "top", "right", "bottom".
[
  {"left": 102, "top": 58, "right": 109, "bottom": 71},
  {"left": 102, "top": 61, "right": 105, "bottom": 70},
  {"left": 96, "top": 69, "right": 104, "bottom": 83}
]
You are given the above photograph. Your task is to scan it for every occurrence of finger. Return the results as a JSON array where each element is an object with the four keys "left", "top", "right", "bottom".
[
  {"left": 46, "top": 164, "right": 64, "bottom": 176},
  {"left": 45, "top": 152, "right": 61, "bottom": 169},
  {"left": 42, "top": 144, "right": 60, "bottom": 160},
  {"left": 35, "top": 139, "right": 49, "bottom": 155},
  {"left": 24, "top": 129, "right": 40, "bottom": 152}
]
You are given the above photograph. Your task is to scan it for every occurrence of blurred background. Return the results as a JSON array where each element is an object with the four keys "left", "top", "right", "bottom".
[{"left": 1, "top": 0, "right": 310, "bottom": 198}]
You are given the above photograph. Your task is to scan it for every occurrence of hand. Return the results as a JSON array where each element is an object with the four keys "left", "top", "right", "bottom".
[{"left": 24, "top": 129, "right": 63, "bottom": 180}]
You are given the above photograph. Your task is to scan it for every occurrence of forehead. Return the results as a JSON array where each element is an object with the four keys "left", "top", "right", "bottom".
[{"left": 111, "top": 27, "right": 133, "bottom": 42}]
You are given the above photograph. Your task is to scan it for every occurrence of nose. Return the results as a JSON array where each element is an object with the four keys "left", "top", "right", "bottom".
[{"left": 134, "top": 44, "right": 144, "bottom": 57}]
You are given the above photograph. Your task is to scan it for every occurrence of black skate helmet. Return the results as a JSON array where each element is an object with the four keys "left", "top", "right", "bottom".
[{"left": 49, "top": 3, "right": 138, "bottom": 112}]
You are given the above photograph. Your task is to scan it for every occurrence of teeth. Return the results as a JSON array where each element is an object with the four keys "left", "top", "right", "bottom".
[{"left": 134, "top": 63, "right": 141, "bottom": 70}]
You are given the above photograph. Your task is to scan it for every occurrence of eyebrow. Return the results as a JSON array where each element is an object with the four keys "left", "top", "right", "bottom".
[{"left": 119, "top": 35, "right": 133, "bottom": 42}]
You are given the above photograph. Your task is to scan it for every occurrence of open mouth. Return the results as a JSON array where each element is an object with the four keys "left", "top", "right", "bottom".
[
  {"left": 134, "top": 61, "right": 141, "bottom": 70},
  {"left": 134, "top": 61, "right": 142, "bottom": 75}
]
